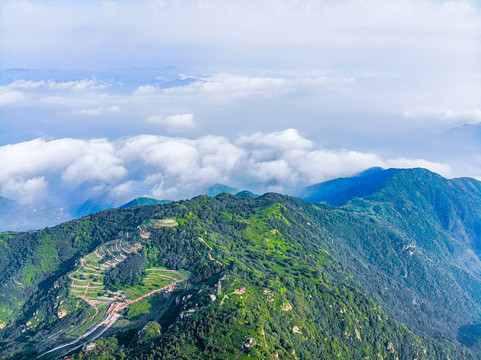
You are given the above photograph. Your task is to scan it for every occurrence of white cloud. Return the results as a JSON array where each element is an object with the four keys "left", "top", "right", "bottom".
[
  {"left": 0, "top": 138, "right": 85, "bottom": 182},
  {"left": 237, "top": 129, "right": 314, "bottom": 165},
  {"left": 147, "top": 113, "right": 195, "bottom": 132},
  {"left": 402, "top": 108, "right": 481, "bottom": 128},
  {"left": 441, "top": 109, "right": 481, "bottom": 126},
  {"left": 0, "top": 138, "right": 127, "bottom": 202},
  {"left": 150, "top": 181, "right": 180, "bottom": 200},
  {"left": 248, "top": 159, "right": 297, "bottom": 183},
  {"left": 281, "top": 148, "right": 382, "bottom": 185},
  {"left": 74, "top": 108, "right": 102, "bottom": 116},
  {"left": 238, "top": 128, "right": 313, "bottom": 152},
  {"left": 0, "top": 78, "right": 117, "bottom": 112},
  {"left": 0, "top": 89, "right": 25, "bottom": 106},
  {"left": 197, "top": 136, "right": 245, "bottom": 173},
  {"left": 0, "top": 129, "right": 471, "bottom": 204},
  {"left": 62, "top": 150, "right": 126, "bottom": 183},
  {"left": 2, "top": 69, "right": 478, "bottom": 144},
  {"left": 111, "top": 180, "right": 136, "bottom": 198},
  {"left": 2, "top": 176, "right": 47, "bottom": 204},
  {"left": 6, "top": 79, "right": 108, "bottom": 92},
  {"left": 134, "top": 85, "right": 158, "bottom": 95},
  {"left": 143, "top": 140, "right": 200, "bottom": 178},
  {"left": 163, "top": 74, "right": 286, "bottom": 102},
  {"left": 46, "top": 79, "right": 106, "bottom": 91},
  {"left": 66, "top": 106, "right": 121, "bottom": 116},
  {"left": 8, "top": 80, "right": 46, "bottom": 89}
]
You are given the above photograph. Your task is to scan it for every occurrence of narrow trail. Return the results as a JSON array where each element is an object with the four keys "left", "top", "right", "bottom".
[
  {"left": 82, "top": 282, "right": 90, "bottom": 298},
  {"left": 219, "top": 294, "right": 229, "bottom": 306},
  {"left": 198, "top": 237, "right": 224, "bottom": 266}
]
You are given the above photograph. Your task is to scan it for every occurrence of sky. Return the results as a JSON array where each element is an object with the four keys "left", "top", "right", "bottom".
[{"left": 0, "top": 0, "right": 480, "bottom": 208}]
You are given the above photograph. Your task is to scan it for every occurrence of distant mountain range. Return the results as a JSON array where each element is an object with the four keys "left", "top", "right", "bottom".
[{"left": 0, "top": 183, "right": 261, "bottom": 231}]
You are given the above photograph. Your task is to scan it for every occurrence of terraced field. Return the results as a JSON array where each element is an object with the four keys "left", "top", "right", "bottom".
[
  {"left": 68, "top": 234, "right": 141, "bottom": 308},
  {"left": 37, "top": 219, "right": 188, "bottom": 359}
]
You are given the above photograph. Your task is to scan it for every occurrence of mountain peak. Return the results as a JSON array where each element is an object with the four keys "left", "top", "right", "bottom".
[
  {"left": 206, "top": 183, "right": 239, "bottom": 196},
  {"left": 119, "top": 197, "right": 171, "bottom": 209},
  {"left": 300, "top": 167, "right": 403, "bottom": 205}
]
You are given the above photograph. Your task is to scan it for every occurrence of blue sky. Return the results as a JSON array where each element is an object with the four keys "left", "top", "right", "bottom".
[{"left": 0, "top": 0, "right": 480, "bottom": 206}]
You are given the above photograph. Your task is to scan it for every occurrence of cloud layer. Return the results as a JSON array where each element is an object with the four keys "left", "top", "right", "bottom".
[
  {"left": 0, "top": 129, "right": 452, "bottom": 204},
  {"left": 1, "top": 0, "right": 480, "bottom": 210},
  {"left": 2, "top": 70, "right": 480, "bottom": 144}
]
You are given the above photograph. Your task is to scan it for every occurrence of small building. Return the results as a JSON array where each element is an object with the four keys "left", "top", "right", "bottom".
[
  {"left": 242, "top": 338, "right": 256, "bottom": 350},
  {"left": 84, "top": 343, "right": 96, "bottom": 351},
  {"left": 235, "top": 287, "right": 246, "bottom": 295}
]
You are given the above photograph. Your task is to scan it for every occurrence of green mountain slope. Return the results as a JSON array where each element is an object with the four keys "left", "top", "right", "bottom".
[
  {"left": 0, "top": 172, "right": 480, "bottom": 359},
  {"left": 235, "top": 190, "right": 260, "bottom": 199},
  {"left": 302, "top": 168, "right": 481, "bottom": 346}
]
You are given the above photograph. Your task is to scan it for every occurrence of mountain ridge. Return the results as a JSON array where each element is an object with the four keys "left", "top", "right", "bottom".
[{"left": 119, "top": 197, "right": 171, "bottom": 209}]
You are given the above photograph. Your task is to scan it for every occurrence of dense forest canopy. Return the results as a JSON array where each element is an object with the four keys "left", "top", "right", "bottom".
[{"left": 0, "top": 168, "right": 480, "bottom": 359}]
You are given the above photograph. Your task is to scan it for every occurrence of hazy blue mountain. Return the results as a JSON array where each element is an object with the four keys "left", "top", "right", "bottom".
[
  {"left": 299, "top": 167, "right": 403, "bottom": 205},
  {"left": 444, "top": 124, "right": 481, "bottom": 148},
  {"left": 0, "top": 196, "right": 69, "bottom": 232},
  {"left": 206, "top": 183, "right": 239, "bottom": 196},
  {"left": 0, "top": 196, "right": 15, "bottom": 209}
]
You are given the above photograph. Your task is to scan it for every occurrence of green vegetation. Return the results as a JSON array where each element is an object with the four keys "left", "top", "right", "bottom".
[
  {"left": 0, "top": 169, "right": 481, "bottom": 359},
  {"left": 105, "top": 253, "right": 148, "bottom": 290},
  {"left": 137, "top": 321, "right": 162, "bottom": 344}
]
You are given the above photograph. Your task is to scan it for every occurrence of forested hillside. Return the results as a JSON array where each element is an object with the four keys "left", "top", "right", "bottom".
[{"left": 0, "top": 168, "right": 480, "bottom": 359}]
